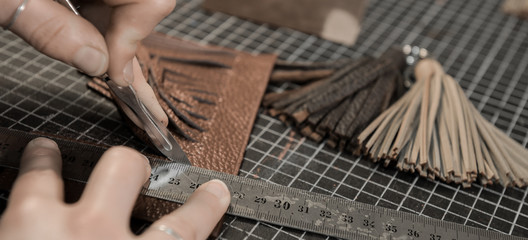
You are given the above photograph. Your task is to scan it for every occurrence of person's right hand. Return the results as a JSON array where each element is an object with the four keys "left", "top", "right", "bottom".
[{"left": 0, "top": 0, "right": 173, "bottom": 128}]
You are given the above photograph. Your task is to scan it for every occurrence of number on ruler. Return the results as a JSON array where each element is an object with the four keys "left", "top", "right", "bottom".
[
  {"left": 233, "top": 191, "right": 245, "bottom": 199},
  {"left": 254, "top": 196, "right": 267, "bottom": 204},
  {"left": 429, "top": 233, "right": 442, "bottom": 240},
  {"left": 189, "top": 183, "right": 201, "bottom": 191},
  {"left": 297, "top": 206, "right": 309, "bottom": 213},
  {"left": 340, "top": 214, "right": 353, "bottom": 223},
  {"left": 274, "top": 200, "right": 291, "bottom": 210},
  {"left": 319, "top": 210, "right": 332, "bottom": 218},
  {"left": 149, "top": 174, "right": 160, "bottom": 181},
  {"left": 385, "top": 224, "right": 397, "bottom": 233},
  {"left": 407, "top": 229, "right": 419, "bottom": 237},
  {"left": 168, "top": 178, "right": 180, "bottom": 185},
  {"left": 363, "top": 219, "right": 375, "bottom": 228}
]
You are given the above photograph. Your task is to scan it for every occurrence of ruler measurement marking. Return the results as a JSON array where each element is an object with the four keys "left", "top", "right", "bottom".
[{"left": 0, "top": 128, "right": 526, "bottom": 239}]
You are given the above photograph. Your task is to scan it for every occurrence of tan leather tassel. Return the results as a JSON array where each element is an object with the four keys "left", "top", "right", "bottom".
[{"left": 358, "top": 58, "right": 528, "bottom": 188}]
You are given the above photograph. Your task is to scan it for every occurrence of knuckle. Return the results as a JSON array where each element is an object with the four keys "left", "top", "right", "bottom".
[
  {"left": 147, "top": 0, "right": 176, "bottom": 17},
  {"left": 21, "top": 168, "right": 60, "bottom": 181},
  {"left": 105, "top": 146, "right": 142, "bottom": 163},
  {"left": 26, "top": 17, "right": 70, "bottom": 54},
  {"left": 10, "top": 196, "right": 46, "bottom": 216},
  {"left": 26, "top": 146, "right": 60, "bottom": 159},
  {"left": 31, "top": 137, "right": 58, "bottom": 148},
  {"left": 103, "top": 146, "right": 147, "bottom": 171},
  {"left": 106, "top": 145, "right": 137, "bottom": 155}
]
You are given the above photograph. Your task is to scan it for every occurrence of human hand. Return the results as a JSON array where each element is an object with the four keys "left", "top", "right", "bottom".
[
  {"left": 0, "top": 0, "right": 172, "bottom": 127},
  {"left": 0, "top": 137, "right": 230, "bottom": 240}
]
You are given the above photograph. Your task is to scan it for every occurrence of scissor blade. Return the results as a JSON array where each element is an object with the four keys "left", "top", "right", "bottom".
[
  {"left": 105, "top": 79, "right": 191, "bottom": 164},
  {"left": 158, "top": 130, "right": 189, "bottom": 163}
]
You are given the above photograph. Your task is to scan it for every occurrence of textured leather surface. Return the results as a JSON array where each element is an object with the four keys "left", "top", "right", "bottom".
[
  {"left": 88, "top": 34, "right": 276, "bottom": 233},
  {"left": 89, "top": 33, "right": 276, "bottom": 175}
]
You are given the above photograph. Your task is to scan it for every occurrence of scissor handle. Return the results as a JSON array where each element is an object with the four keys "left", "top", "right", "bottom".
[
  {"left": 104, "top": 79, "right": 190, "bottom": 163},
  {"left": 56, "top": 0, "right": 189, "bottom": 163},
  {"left": 55, "top": 0, "right": 80, "bottom": 15},
  {"left": 105, "top": 80, "right": 172, "bottom": 150}
]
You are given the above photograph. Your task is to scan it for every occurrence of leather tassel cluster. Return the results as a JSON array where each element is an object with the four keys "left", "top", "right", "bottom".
[
  {"left": 357, "top": 58, "right": 528, "bottom": 188},
  {"left": 263, "top": 48, "right": 407, "bottom": 152}
]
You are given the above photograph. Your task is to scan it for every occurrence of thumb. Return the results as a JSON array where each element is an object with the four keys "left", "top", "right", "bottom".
[{"left": 2, "top": 0, "right": 109, "bottom": 76}]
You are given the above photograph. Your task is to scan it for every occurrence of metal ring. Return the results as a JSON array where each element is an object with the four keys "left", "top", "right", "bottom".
[
  {"left": 4, "top": 0, "right": 29, "bottom": 30},
  {"left": 155, "top": 225, "right": 184, "bottom": 240}
]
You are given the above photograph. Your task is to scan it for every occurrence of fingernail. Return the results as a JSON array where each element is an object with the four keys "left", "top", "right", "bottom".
[
  {"left": 141, "top": 154, "right": 152, "bottom": 187},
  {"left": 123, "top": 59, "right": 134, "bottom": 84},
  {"left": 29, "top": 137, "right": 58, "bottom": 149},
  {"left": 142, "top": 154, "right": 151, "bottom": 175},
  {"left": 202, "top": 179, "right": 230, "bottom": 203},
  {"left": 73, "top": 46, "right": 107, "bottom": 76}
]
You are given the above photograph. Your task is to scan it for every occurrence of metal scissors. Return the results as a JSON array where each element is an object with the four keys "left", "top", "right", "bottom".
[{"left": 57, "top": 0, "right": 190, "bottom": 164}]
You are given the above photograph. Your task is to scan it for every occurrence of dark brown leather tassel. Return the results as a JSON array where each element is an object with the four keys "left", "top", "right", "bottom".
[
  {"left": 357, "top": 58, "right": 528, "bottom": 188},
  {"left": 263, "top": 47, "right": 407, "bottom": 152}
]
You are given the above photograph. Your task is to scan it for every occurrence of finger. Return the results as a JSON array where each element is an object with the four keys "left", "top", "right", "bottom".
[
  {"left": 102, "top": 0, "right": 176, "bottom": 86},
  {"left": 115, "top": 96, "right": 144, "bottom": 128},
  {"left": 78, "top": 146, "right": 151, "bottom": 226},
  {"left": 130, "top": 57, "right": 168, "bottom": 127},
  {"left": 9, "top": 138, "right": 63, "bottom": 204},
  {"left": 2, "top": 0, "right": 109, "bottom": 76},
  {"left": 140, "top": 180, "right": 230, "bottom": 240},
  {"left": 110, "top": 58, "right": 168, "bottom": 128}
]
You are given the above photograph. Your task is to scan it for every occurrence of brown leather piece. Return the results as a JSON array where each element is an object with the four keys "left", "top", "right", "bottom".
[
  {"left": 88, "top": 33, "right": 276, "bottom": 235},
  {"left": 89, "top": 33, "right": 276, "bottom": 175},
  {"left": 202, "top": 0, "right": 368, "bottom": 45},
  {"left": 87, "top": 34, "right": 276, "bottom": 236}
]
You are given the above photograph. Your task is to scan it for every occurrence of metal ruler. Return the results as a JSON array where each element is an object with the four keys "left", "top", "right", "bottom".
[{"left": 0, "top": 127, "right": 525, "bottom": 240}]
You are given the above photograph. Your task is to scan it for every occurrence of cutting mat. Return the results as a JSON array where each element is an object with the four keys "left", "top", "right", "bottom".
[{"left": 1, "top": 0, "right": 528, "bottom": 239}]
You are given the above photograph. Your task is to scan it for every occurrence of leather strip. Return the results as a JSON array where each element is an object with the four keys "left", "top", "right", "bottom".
[
  {"left": 87, "top": 33, "right": 276, "bottom": 233},
  {"left": 89, "top": 33, "right": 276, "bottom": 175},
  {"left": 357, "top": 58, "right": 528, "bottom": 188},
  {"left": 263, "top": 48, "right": 407, "bottom": 152}
]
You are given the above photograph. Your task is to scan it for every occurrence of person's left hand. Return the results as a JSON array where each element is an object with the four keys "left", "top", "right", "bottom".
[{"left": 0, "top": 137, "right": 231, "bottom": 240}]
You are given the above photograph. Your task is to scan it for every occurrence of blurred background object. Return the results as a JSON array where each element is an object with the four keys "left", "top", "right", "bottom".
[
  {"left": 202, "top": 0, "right": 368, "bottom": 45},
  {"left": 503, "top": 0, "right": 528, "bottom": 19}
]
